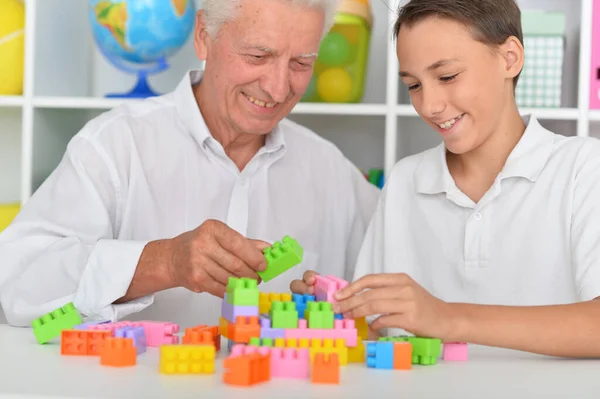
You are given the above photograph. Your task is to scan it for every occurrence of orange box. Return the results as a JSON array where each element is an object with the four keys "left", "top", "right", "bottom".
[
  {"left": 100, "top": 337, "right": 136, "bottom": 367},
  {"left": 223, "top": 353, "right": 270, "bottom": 386},
  {"left": 393, "top": 342, "right": 412, "bottom": 370}
]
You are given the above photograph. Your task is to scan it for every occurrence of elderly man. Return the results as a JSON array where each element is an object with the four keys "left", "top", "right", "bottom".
[{"left": 0, "top": 0, "right": 379, "bottom": 327}]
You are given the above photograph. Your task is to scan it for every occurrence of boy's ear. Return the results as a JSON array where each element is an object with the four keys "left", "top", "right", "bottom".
[
  {"left": 500, "top": 36, "right": 525, "bottom": 79},
  {"left": 194, "top": 10, "right": 210, "bottom": 61}
]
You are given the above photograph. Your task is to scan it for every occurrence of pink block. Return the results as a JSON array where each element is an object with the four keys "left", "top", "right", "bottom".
[
  {"left": 89, "top": 321, "right": 179, "bottom": 346},
  {"left": 314, "top": 275, "right": 348, "bottom": 303},
  {"left": 284, "top": 318, "right": 357, "bottom": 347},
  {"left": 443, "top": 342, "right": 468, "bottom": 361},
  {"left": 271, "top": 348, "right": 309, "bottom": 379},
  {"left": 230, "top": 344, "right": 271, "bottom": 357}
]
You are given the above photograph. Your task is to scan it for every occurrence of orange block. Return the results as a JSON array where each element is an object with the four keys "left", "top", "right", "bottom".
[
  {"left": 61, "top": 330, "right": 112, "bottom": 356},
  {"left": 228, "top": 316, "right": 260, "bottom": 343},
  {"left": 312, "top": 353, "right": 340, "bottom": 384},
  {"left": 223, "top": 353, "right": 270, "bottom": 386},
  {"left": 183, "top": 325, "right": 220, "bottom": 350},
  {"left": 100, "top": 337, "right": 136, "bottom": 367},
  {"left": 393, "top": 342, "right": 412, "bottom": 370}
]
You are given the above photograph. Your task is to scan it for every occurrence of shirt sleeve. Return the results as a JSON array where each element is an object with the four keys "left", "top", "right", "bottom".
[
  {"left": 342, "top": 160, "right": 380, "bottom": 282},
  {"left": 0, "top": 134, "right": 153, "bottom": 327},
  {"left": 572, "top": 141, "right": 600, "bottom": 302}
]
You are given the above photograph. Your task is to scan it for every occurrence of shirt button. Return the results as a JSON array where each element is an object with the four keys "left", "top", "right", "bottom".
[{"left": 473, "top": 212, "right": 482, "bottom": 220}]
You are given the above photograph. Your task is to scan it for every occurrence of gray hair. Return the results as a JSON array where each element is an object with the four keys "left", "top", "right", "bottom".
[{"left": 201, "top": 0, "right": 339, "bottom": 39}]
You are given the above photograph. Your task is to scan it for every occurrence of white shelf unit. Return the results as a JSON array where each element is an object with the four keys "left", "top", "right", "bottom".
[{"left": 0, "top": 0, "right": 597, "bottom": 206}]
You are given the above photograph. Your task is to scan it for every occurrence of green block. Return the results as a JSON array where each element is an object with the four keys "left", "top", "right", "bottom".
[
  {"left": 410, "top": 337, "right": 442, "bottom": 365},
  {"left": 378, "top": 336, "right": 411, "bottom": 343},
  {"left": 258, "top": 236, "right": 303, "bottom": 282},
  {"left": 270, "top": 301, "right": 298, "bottom": 329},
  {"left": 226, "top": 277, "right": 259, "bottom": 306},
  {"left": 31, "top": 302, "right": 83, "bottom": 344},
  {"left": 305, "top": 301, "right": 334, "bottom": 329},
  {"left": 249, "top": 337, "right": 274, "bottom": 347}
]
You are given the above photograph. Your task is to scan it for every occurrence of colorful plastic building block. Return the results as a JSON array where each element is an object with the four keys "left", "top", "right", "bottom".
[
  {"left": 348, "top": 339, "right": 365, "bottom": 363},
  {"left": 443, "top": 342, "right": 468, "bottom": 361},
  {"left": 334, "top": 313, "right": 344, "bottom": 320},
  {"left": 410, "top": 337, "right": 441, "bottom": 365},
  {"left": 305, "top": 302, "right": 334, "bottom": 329},
  {"left": 231, "top": 344, "right": 271, "bottom": 357},
  {"left": 31, "top": 302, "right": 83, "bottom": 344},
  {"left": 226, "top": 277, "right": 259, "bottom": 306},
  {"left": 219, "top": 317, "right": 229, "bottom": 339},
  {"left": 160, "top": 345, "right": 216, "bottom": 374},
  {"left": 60, "top": 330, "right": 112, "bottom": 356},
  {"left": 227, "top": 339, "right": 235, "bottom": 352},
  {"left": 366, "top": 341, "right": 394, "bottom": 369},
  {"left": 100, "top": 337, "right": 136, "bottom": 367},
  {"left": 74, "top": 320, "right": 110, "bottom": 330},
  {"left": 222, "top": 294, "right": 259, "bottom": 323},
  {"left": 312, "top": 353, "right": 340, "bottom": 384},
  {"left": 259, "top": 236, "right": 303, "bottom": 282},
  {"left": 270, "top": 301, "right": 299, "bottom": 329},
  {"left": 223, "top": 353, "right": 271, "bottom": 386},
  {"left": 309, "top": 338, "right": 348, "bottom": 365},
  {"left": 314, "top": 275, "right": 348, "bottom": 303},
  {"left": 355, "top": 316, "right": 369, "bottom": 340},
  {"left": 89, "top": 321, "right": 179, "bottom": 347},
  {"left": 274, "top": 337, "right": 310, "bottom": 348},
  {"left": 183, "top": 325, "right": 220, "bottom": 350},
  {"left": 394, "top": 342, "right": 412, "bottom": 370},
  {"left": 271, "top": 347, "right": 310, "bottom": 379},
  {"left": 249, "top": 337, "right": 274, "bottom": 347},
  {"left": 285, "top": 319, "right": 357, "bottom": 347},
  {"left": 260, "top": 292, "right": 293, "bottom": 314},
  {"left": 259, "top": 316, "right": 285, "bottom": 340},
  {"left": 114, "top": 326, "right": 146, "bottom": 355},
  {"left": 292, "top": 293, "right": 315, "bottom": 319},
  {"left": 228, "top": 316, "right": 260, "bottom": 343}
]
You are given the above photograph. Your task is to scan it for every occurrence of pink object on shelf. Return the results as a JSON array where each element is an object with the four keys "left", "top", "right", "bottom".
[
  {"left": 271, "top": 347, "right": 309, "bottom": 379},
  {"left": 591, "top": 0, "right": 600, "bottom": 109},
  {"left": 443, "top": 342, "right": 468, "bottom": 361},
  {"left": 314, "top": 275, "right": 348, "bottom": 303},
  {"left": 284, "top": 319, "right": 357, "bottom": 347},
  {"left": 87, "top": 321, "right": 179, "bottom": 347}
]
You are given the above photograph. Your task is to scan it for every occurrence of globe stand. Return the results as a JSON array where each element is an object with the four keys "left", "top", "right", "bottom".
[{"left": 105, "top": 71, "right": 160, "bottom": 99}]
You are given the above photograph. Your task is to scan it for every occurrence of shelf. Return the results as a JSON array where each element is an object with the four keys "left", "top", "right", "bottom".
[
  {"left": 0, "top": 96, "right": 25, "bottom": 107},
  {"left": 396, "top": 105, "right": 580, "bottom": 121},
  {"left": 588, "top": 110, "right": 600, "bottom": 121},
  {"left": 33, "top": 96, "right": 135, "bottom": 110},
  {"left": 292, "top": 103, "right": 387, "bottom": 115}
]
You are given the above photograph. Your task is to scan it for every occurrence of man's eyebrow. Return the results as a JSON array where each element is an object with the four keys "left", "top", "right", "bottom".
[
  {"left": 240, "top": 44, "right": 317, "bottom": 59},
  {"left": 399, "top": 58, "right": 460, "bottom": 77},
  {"left": 297, "top": 52, "right": 318, "bottom": 58}
]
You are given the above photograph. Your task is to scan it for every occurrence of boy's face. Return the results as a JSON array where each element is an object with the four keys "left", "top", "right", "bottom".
[{"left": 397, "top": 17, "right": 516, "bottom": 155}]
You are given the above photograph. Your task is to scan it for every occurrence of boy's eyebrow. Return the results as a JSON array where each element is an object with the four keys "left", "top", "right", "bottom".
[
  {"left": 241, "top": 44, "right": 318, "bottom": 58},
  {"left": 399, "top": 58, "right": 460, "bottom": 77}
]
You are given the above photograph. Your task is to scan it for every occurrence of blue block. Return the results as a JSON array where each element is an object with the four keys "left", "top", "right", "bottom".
[
  {"left": 334, "top": 313, "right": 343, "bottom": 320},
  {"left": 227, "top": 339, "right": 235, "bottom": 352},
  {"left": 292, "top": 293, "right": 315, "bottom": 319},
  {"left": 115, "top": 326, "right": 147, "bottom": 355},
  {"left": 367, "top": 342, "right": 394, "bottom": 369},
  {"left": 73, "top": 320, "right": 110, "bottom": 330}
]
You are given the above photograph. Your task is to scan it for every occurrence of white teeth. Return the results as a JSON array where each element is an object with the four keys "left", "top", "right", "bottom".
[
  {"left": 438, "top": 114, "right": 463, "bottom": 129},
  {"left": 247, "top": 95, "right": 276, "bottom": 108}
]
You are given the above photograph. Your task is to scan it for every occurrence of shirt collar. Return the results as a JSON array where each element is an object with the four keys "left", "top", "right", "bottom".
[
  {"left": 173, "top": 69, "right": 286, "bottom": 153},
  {"left": 415, "top": 114, "right": 556, "bottom": 194}
]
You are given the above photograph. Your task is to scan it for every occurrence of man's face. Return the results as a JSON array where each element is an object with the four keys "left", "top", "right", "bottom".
[{"left": 196, "top": 0, "right": 324, "bottom": 136}]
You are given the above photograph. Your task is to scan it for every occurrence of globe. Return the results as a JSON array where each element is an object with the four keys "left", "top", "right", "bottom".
[{"left": 89, "top": 0, "right": 196, "bottom": 98}]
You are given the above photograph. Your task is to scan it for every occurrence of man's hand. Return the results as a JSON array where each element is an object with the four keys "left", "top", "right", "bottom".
[
  {"left": 333, "top": 273, "right": 458, "bottom": 340},
  {"left": 168, "top": 220, "right": 270, "bottom": 298},
  {"left": 289, "top": 270, "right": 319, "bottom": 295}
]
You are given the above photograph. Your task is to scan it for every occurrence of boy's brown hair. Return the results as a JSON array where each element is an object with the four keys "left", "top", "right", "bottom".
[{"left": 393, "top": 0, "right": 524, "bottom": 88}]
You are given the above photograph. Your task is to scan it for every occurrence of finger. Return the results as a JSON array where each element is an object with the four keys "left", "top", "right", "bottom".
[
  {"left": 187, "top": 266, "right": 226, "bottom": 297},
  {"left": 340, "top": 299, "right": 402, "bottom": 320},
  {"left": 203, "top": 278, "right": 227, "bottom": 298},
  {"left": 335, "top": 273, "right": 410, "bottom": 300},
  {"left": 303, "top": 270, "right": 319, "bottom": 285},
  {"left": 289, "top": 279, "right": 314, "bottom": 295},
  {"left": 334, "top": 286, "right": 401, "bottom": 314},
  {"left": 207, "top": 244, "right": 261, "bottom": 281},
  {"left": 249, "top": 239, "right": 271, "bottom": 252},
  {"left": 203, "top": 258, "right": 234, "bottom": 286},
  {"left": 214, "top": 225, "right": 267, "bottom": 272},
  {"left": 370, "top": 314, "right": 406, "bottom": 332}
]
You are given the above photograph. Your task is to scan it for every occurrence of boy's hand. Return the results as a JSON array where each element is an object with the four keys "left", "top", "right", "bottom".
[
  {"left": 332, "top": 273, "right": 458, "bottom": 341},
  {"left": 289, "top": 270, "right": 319, "bottom": 295}
]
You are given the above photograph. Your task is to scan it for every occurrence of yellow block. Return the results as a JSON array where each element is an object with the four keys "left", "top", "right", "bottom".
[
  {"left": 309, "top": 338, "right": 348, "bottom": 366},
  {"left": 219, "top": 316, "right": 228, "bottom": 339},
  {"left": 348, "top": 339, "right": 365, "bottom": 363},
  {"left": 160, "top": 345, "right": 215, "bottom": 374},
  {"left": 259, "top": 292, "right": 292, "bottom": 314},
  {"left": 273, "top": 337, "right": 310, "bottom": 348},
  {"left": 355, "top": 316, "right": 369, "bottom": 340},
  {"left": 0, "top": 203, "right": 19, "bottom": 232}
]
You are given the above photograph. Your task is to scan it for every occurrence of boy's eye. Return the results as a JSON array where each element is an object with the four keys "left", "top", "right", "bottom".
[
  {"left": 440, "top": 74, "right": 458, "bottom": 82},
  {"left": 407, "top": 83, "right": 421, "bottom": 91}
]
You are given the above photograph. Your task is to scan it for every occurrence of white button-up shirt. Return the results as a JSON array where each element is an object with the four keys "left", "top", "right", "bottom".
[
  {"left": 0, "top": 70, "right": 379, "bottom": 327},
  {"left": 354, "top": 115, "right": 600, "bottom": 307}
]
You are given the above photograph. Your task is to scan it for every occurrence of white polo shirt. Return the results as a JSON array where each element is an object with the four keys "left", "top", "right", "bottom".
[
  {"left": 0, "top": 70, "right": 379, "bottom": 327},
  {"left": 353, "top": 115, "right": 600, "bottom": 306}
]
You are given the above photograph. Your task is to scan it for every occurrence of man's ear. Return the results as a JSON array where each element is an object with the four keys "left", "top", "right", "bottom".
[
  {"left": 500, "top": 35, "right": 524, "bottom": 80},
  {"left": 194, "top": 10, "right": 210, "bottom": 61}
]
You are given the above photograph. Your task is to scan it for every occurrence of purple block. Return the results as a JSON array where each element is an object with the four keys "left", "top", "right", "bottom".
[
  {"left": 115, "top": 326, "right": 147, "bottom": 355},
  {"left": 74, "top": 320, "right": 110, "bottom": 330},
  {"left": 259, "top": 316, "right": 285, "bottom": 340},
  {"left": 222, "top": 294, "right": 259, "bottom": 323}
]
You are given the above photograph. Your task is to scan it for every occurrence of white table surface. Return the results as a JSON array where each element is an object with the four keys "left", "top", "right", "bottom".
[{"left": 2, "top": 324, "right": 600, "bottom": 399}]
